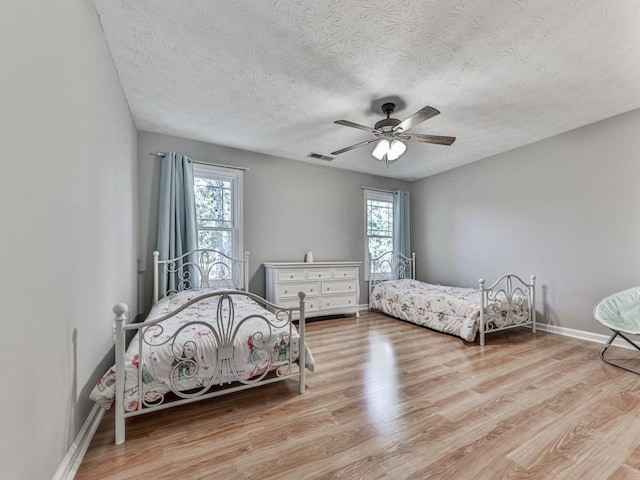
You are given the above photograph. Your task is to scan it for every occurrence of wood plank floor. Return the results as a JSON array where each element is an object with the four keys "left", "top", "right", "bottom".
[{"left": 76, "top": 311, "right": 640, "bottom": 479}]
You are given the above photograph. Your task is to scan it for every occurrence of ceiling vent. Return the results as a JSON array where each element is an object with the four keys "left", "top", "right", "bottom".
[{"left": 307, "top": 152, "right": 334, "bottom": 161}]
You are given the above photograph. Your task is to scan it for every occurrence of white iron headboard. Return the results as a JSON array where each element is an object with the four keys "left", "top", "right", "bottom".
[
  {"left": 369, "top": 251, "right": 415, "bottom": 300},
  {"left": 153, "top": 249, "right": 250, "bottom": 304}
]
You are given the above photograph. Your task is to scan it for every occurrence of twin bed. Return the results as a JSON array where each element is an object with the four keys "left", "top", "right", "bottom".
[
  {"left": 368, "top": 251, "right": 536, "bottom": 346},
  {"left": 91, "top": 248, "right": 535, "bottom": 443},
  {"left": 90, "top": 249, "right": 313, "bottom": 444}
]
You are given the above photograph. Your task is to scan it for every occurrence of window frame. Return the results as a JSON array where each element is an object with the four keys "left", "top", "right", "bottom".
[
  {"left": 363, "top": 189, "right": 394, "bottom": 281},
  {"left": 193, "top": 163, "right": 244, "bottom": 262}
]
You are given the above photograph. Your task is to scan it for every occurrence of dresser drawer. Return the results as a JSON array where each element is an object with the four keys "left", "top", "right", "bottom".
[
  {"left": 277, "top": 269, "right": 306, "bottom": 282},
  {"left": 321, "top": 294, "right": 357, "bottom": 310},
  {"left": 334, "top": 267, "right": 357, "bottom": 279},
  {"left": 275, "top": 297, "right": 320, "bottom": 313},
  {"left": 306, "top": 268, "right": 333, "bottom": 280},
  {"left": 276, "top": 282, "right": 320, "bottom": 299},
  {"left": 322, "top": 280, "right": 357, "bottom": 295}
]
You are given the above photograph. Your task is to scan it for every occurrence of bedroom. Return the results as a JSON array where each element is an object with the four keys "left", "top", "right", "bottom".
[{"left": 2, "top": 1, "right": 640, "bottom": 479}]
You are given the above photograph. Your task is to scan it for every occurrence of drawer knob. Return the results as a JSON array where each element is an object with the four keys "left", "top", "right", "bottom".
[
  {"left": 343, "top": 273, "right": 347, "bottom": 276},
  {"left": 349, "top": 300, "right": 352, "bottom": 304},
  {"left": 290, "top": 275, "right": 293, "bottom": 279},
  {"left": 326, "top": 302, "right": 330, "bottom": 306},
  {"left": 349, "top": 286, "right": 352, "bottom": 289},
  {"left": 327, "top": 287, "right": 330, "bottom": 291},
  {"left": 310, "top": 288, "right": 313, "bottom": 292},
  {"left": 284, "top": 290, "right": 288, "bottom": 294}
]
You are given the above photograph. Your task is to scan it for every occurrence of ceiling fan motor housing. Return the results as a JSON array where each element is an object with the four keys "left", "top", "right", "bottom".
[
  {"left": 374, "top": 118, "right": 401, "bottom": 131},
  {"left": 375, "top": 102, "right": 401, "bottom": 132}
]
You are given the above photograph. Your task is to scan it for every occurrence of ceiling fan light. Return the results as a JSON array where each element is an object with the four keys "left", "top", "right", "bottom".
[
  {"left": 387, "top": 139, "right": 407, "bottom": 161},
  {"left": 371, "top": 139, "right": 390, "bottom": 160}
]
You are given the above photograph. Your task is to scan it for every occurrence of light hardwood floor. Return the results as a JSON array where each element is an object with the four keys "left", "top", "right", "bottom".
[{"left": 76, "top": 311, "right": 640, "bottom": 479}]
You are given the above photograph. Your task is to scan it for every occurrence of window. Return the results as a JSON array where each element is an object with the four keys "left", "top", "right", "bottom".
[
  {"left": 364, "top": 189, "right": 394, "bottom": 280},
  {"left": 193, "top": 163, "right": 243, "bottom": 263}
]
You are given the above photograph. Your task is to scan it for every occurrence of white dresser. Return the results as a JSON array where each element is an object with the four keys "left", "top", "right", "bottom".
[{"left": 264, "top": 261, "right": 361, "bottom": 319}]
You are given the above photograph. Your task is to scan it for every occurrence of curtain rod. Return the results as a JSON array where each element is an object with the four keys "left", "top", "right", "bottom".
[
  {"left": 362, "top": 186, "right": 394, "bottom": 194},
  {"left": 149, "top": 152, "right": 249, "bottom": 171}
]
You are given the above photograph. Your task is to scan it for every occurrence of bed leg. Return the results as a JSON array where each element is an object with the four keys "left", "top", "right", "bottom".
[
  {"left": 479, "top": 279, "right": 486, "bottom": 346},
  {"left": 298, "top": 292, "right": 306, "bottom": 394},
  {"left": 114, "top": 303, "right": 128, "bottom": 445},
  {"left": 530, "top": 275, "right": 537, "bottom": 334},
  {"left": 115, "top": 408, "right": 125, "bottom": 445},
  {"left": 299, "top": 372, "right": 306, "bottom": 394}
]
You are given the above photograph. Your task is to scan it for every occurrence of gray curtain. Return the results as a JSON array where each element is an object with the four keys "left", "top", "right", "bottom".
[
  {"left": 156, "top": 152, "right": 198, "bottom": 293},
  {"left": 393, "top": 190, "right": 411, "bottom": 258}
]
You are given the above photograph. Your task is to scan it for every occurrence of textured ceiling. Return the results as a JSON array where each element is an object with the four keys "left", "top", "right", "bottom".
[{"left": 92, "top": 0, "right": 640, "bottom": 180}]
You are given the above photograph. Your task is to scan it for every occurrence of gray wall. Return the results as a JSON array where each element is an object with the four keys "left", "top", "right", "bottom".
[
  {"left": 138, "top": 131, "right": 410, "bottom": 313},
  {"left": 411, "top": 108, "right": 640, "bottom": 335},
  {"left": 0, "top": 2, "right": 137, "bottom": 479}
]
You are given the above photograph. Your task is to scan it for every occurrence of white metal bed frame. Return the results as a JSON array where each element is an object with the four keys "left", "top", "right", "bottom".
[
  {"left": 112, "top": 249, "right": 306, "bottom": 444},
  {"left": 369, "top": 251, "right": 536, "bottom": 346}
]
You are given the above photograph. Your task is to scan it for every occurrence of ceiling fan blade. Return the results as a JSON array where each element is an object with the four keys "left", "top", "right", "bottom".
[
  {"left": 402, "top": 134, "right": 456, "bottom": 145},
  {"left": 331, "top": 138, "right": 378, "bottom": 155},
  {"left": 394, "top": 106, "right": 440, "bottom": 133},
  {"left": 334, "top": 120, "right": 377, "bottom": 133}
]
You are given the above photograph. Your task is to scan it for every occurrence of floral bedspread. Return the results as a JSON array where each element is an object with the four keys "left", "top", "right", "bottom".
[
  {"left": 370, "top": 279, "right": 528, "bottom": 342},
  {"left": 90, "top": 289, "right": 315, "bottom": 411}
]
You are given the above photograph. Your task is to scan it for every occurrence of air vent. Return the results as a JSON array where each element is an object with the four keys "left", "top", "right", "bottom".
[{"left": 307, "top": 152, "right": 334, "bottom": 161}]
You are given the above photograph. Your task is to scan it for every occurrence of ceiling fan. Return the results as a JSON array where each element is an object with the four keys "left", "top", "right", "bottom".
[{"left": 331, "top": 103, "right": 456, "bottom": 165}]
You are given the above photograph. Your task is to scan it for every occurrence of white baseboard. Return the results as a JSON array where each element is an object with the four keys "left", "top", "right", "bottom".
[
  {"left": 362, "top": 305, "right": 634, "bottom": 351},
  {"left": 52, "top": 404, "right": 104, "bottom": 480},
  {"left": 536, "top": 323, "right": 636, "bottom": 350}
]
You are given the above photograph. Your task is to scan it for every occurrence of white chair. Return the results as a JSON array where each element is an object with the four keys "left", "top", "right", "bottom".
[{"left": 594, "top": 286, "right": 640, "bottom": 374}]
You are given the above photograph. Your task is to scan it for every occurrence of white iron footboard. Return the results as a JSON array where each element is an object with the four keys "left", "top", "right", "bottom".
[
  {"left": 368, "top": 251, "right": 416, "bottom": 304},
  {"left": 113, "top": 290, "right": 306, "bottom": 444},
  {"left": 478, "top": 274, "right": 536, "bottom": 346}
]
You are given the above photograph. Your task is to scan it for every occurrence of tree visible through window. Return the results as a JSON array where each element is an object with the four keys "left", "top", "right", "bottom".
[
  {"left": 194, "top": 176, "right": 233, "bottom": 255},
  {"left": 364, "top": 190, "right": 394, "bottom": 278},
  {"left": 193, "top": 164, "right": 243, "bottom": 282}
]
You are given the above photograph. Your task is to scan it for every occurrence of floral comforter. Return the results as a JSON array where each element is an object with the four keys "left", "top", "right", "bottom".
[
  {"left": 370, "top": 279, "right": 528, "bottom": 342},
  {"left": 90, "top": 289, "right": 315, "bottom": 411}
]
